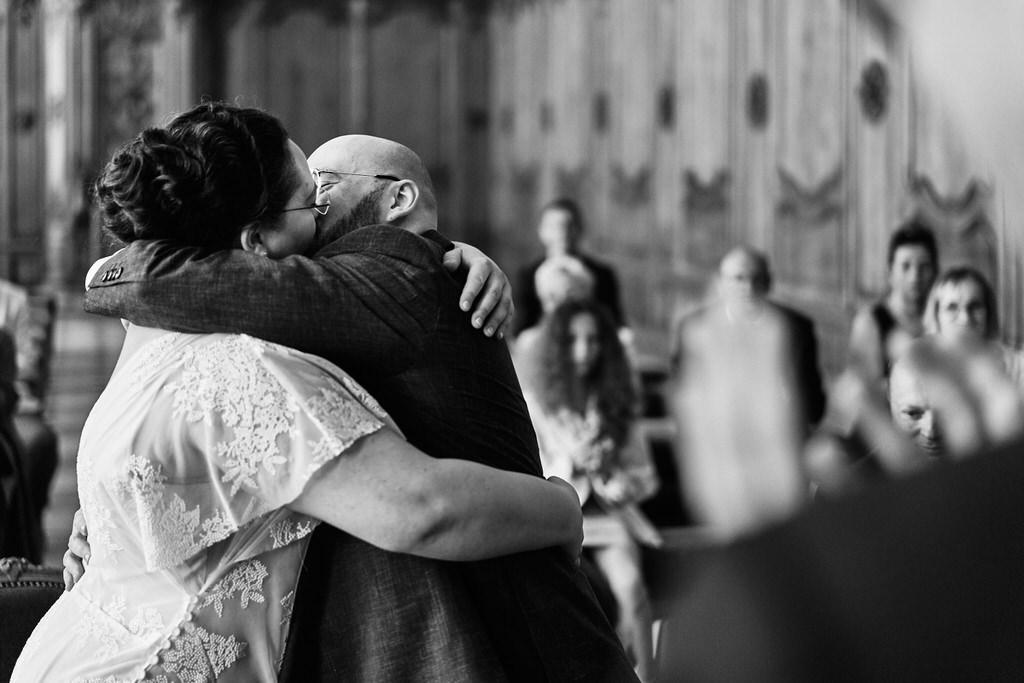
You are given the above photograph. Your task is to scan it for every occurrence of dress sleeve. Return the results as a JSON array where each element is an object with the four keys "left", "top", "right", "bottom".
[{"left": 128, "top": 334, "right": 391, "bottom": 570}]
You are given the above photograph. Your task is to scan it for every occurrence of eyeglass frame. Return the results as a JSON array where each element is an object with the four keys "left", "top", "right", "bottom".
[
  {"left": 271, "top": 191, "right": 330, "bottom": 216},
  {"left": 312, "top": 168, "right": 402, "bottom": 185}
]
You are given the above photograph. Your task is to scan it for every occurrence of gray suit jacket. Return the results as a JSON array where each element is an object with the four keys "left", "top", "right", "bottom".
[{"left": 84, "top": 226, "right": 637, "bottom": 682}]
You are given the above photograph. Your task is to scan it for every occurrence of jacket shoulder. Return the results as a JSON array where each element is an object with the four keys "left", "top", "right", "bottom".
[{"left": 319, "top": 225, "right": 445, "bottom": 263}]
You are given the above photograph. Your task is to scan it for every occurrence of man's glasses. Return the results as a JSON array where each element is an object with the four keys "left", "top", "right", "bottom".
[
  {"left": 274, "top": 191, "right": 330, "bottom": 216},
  {"left": 312, "top": 168, "right": 402, "bottom": 185}
]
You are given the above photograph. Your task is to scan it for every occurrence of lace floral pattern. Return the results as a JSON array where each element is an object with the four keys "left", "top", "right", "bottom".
[
  {"left": 167, "top": 337, "right": 298, "bottom": 496},
  {"left": 78, "top": 455, "right": 126, "bottom": 556},
  {"left": 74, "top": 591, "right": 166, "bottom": 658},
  {"left": 131, "top": 333, "right": 183, "bottom": 390},
  {"left": 305, "top": 386, "right": 386, "bottom": 475},
  {"left": 13, "top": 332, "right": 391, "bottom": 682},
  {"left": 269, "top": 518, "right": 316, "bottom": 549},
  {"left": 113, "top": 454, "right": 239, "bottom": 570},
  {"left": 199, "top": 559, "right": 268, "bottom": 618},
  {"left": 159, "top": 623, "right": 247, "bottom": 683}
]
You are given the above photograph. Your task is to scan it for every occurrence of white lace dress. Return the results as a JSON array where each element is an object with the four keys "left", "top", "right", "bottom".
[{"left": 11, "top": 331, "right": 390, "bottom": 682}]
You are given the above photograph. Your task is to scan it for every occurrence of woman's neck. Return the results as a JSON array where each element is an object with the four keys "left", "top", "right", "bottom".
[{"left": 886, "top": 291, "right": 926, "bottom": 329}]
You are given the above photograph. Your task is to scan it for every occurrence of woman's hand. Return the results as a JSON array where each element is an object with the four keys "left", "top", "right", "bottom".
[
  {"left": 62, "top": 509, "right": 90, "bottom": 591},
  {"left": 443, "top": 241, "right": 515, "bottom": 339},
  {"left": 571, "top": 436, "right": 615, "bottom": 476},
  {"left": 547, "top": 476, "right": 583, "bottom": 566}
]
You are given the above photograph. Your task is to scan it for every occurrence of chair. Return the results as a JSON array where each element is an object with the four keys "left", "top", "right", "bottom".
[{"left": 0, "top": 557, "right": 62, "bottom": 679}]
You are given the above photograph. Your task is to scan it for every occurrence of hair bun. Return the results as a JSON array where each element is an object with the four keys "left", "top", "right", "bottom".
[
  {"left": 93, "top": 101, "right": 292, "bottom": 249},
  {"left": 95, "top": 127, "right": 208, "bottom": 243}
]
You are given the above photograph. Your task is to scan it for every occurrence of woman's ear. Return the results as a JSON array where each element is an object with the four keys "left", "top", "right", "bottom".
[
  {"left": 384, "top": 180, "right": 420, "bottom": 223},
  {"left": 240, "top": 224, "right": 268, "bottom": 256}
]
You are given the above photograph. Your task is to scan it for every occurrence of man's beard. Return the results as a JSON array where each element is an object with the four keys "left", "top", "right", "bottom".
[{"left": 309, "top": 185, "right": 388, "bottom": 253}]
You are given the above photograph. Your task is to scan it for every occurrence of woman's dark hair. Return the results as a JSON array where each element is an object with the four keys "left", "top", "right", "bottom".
[
  {"left": 94, "top": 102, "right": 296, "bottom": 248},
  {"left": 887, "top": 217, "right": 938, "bottom": 269},
  {"left": 534, "top": 298, "right": 636, "bottom": 448}
]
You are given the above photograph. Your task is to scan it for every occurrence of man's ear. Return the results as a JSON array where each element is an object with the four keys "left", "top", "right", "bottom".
[
  {"left": 384, "top": 180, "right": 420, "bottom": 223},
  {"left": 239, "top": 224, "right": 268, "bottom": 256}
]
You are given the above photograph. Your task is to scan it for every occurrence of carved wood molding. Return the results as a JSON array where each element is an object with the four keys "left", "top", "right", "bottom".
[
  {"left": 907, "top": 172, "right": 996, "bottom": 276},
  {"left": 91, "top": 0, "right": 163, "bottom": 148},
  {"left": 746, "top": 73, "right": 769, "bottom": 130},
  {"left": 92, "top": 0, "right": 162, "bottom": 40},
  {"left": 907, "top": 172, "right": 988, "bottom": 222},
  {"left": 610, "top": 163, "right": 650, "bottom": 207},
  {"left": 259, "top": 0, "right": 349, "bottom": 25},
  {"left": 858, "top": 60, "right": 889, "bottom": 123},
  {"left": 554, "top": 165, "right": 587, "bottom": 202},
  {"left": 259, "top": 0, "right": 460, "bottom": 26},
  {"left": 682, "top": 168, "right": 731, "bottom": 267},
  {"left": 683, "top": 168, "right": 731, "bottom": 214},
  {"left": 510, "top": 162, "right": 540, "bottom": 204},
  {"left": 775, "top": 164, "right": 844, "bottom": 223},
  {"left": 9, "top": 0, "right": 38, "bottom": 25}
]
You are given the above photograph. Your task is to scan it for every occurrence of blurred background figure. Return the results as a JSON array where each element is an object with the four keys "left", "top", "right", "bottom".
[
  {"left": 0, "top": 328, "right": 42, "bottom": 562},
  {"left": 511, "top": 198, "right": 625, "bottom": 339},
  {"left": 669, "top": 246, "right": 825, "bottom": 537},
  {"left": 0, "top": 278, "right": 57, "bottom": 554},
  {"left": 924, "top": 266, "right": 1024, "bottom": 388},
  {"left": 518, "top": 298, "right": 660, "bottom": 683},
  {"left": 847, "top": 220, "right": 938, "bottom": 387},
  {"left": 888, "top": 335, "right": 1024, "bottom": 461},
  {"left": 673, "top": 247, "right": 826, "bottom": 432},
  {"left": 512, "top": 254, "right": 596, "bottom": 361},
  {"left": 887, "top": 350, "right": 944, "bottom": 461},
  {"left": 809, "top": 332, "right": 1024, "bottom": 496}
]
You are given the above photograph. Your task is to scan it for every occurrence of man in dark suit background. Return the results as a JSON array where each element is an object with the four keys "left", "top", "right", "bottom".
[
  {"left": 82, "top": 134, "right": 637, "bottom": 682},
  {"left": 667, "top": 246, "right": 827, "bottom": 536},
  {"left": 511, "top": 197, "right": 626, "bottom": 338},
  {"left": 671, "top": 246, "right": 827, "bottom": 431}
]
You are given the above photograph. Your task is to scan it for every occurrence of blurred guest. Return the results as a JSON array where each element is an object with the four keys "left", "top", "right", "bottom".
[
  {"left": 0, "top": 328, "right": 41, "bottom": 561},
  {"left": 512, "top": 254, "right": 596, "bottom": 366},
  {"left": 887, "top": 348, "right": 945, "bottom": 460},
  {"left": 847, "top": 220, "right": 938, "bottom": 386},
  {"left": 512, "top": 197, "right": 625, "bottom": 337},
  {"left": 808, "top": 333, "right": 1024, "bottom": 494},
  {"left": 672, "top": 246, "right": 826, "bottom": 431},
  {"left": 924, "top": 266, "right": 1024, "bottom": 387},
  {"left": 669, "top": 247, "right": 826, "bottom": 536},
  {"left": 815, "top": 269, "right": 1024, "bottom": 494},
  {"left": 519, "top": 298, "right": 661, "bottom": 683},
  {"left": 0, "top": 278, "right": 57, "bottom": 548},
  {"left": 0, "top": 280, "right": 31, "bottom": 382},
  {"left": 661, "top": 3, "right": 1024, "bottom": 677}
]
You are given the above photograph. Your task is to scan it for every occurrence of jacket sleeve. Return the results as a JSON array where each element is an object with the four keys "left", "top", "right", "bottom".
[{"left": 83, "top": 227, "right": 444, "bottom": 371}]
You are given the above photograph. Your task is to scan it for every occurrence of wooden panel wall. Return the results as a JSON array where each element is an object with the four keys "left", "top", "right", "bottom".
[
  {"left": 3, "top": 0, "right": 1019, "bottom": 366},
  {"left": 484, "top": 0, "right": 1019, "bottom": 376},
  {"left": 0, "top": 0, "right": 44, "bottom": 284}
]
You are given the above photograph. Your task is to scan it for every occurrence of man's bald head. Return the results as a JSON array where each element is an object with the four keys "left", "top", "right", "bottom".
[
  {"left": 888, "top": 350, "right": 944, "bottom": 457},
  {"left": 307, "top": 135, "right": 438, "bottom": 248},
  {"left": 717, "top": 246, "right": 771, "bottom": 311}
]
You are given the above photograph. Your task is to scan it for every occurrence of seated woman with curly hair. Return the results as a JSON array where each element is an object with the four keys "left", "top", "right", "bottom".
[{"left": 517, "top": 297, "right": 661, "bottom": 683}]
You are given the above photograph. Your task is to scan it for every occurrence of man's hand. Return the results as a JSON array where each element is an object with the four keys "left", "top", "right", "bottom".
[
  {"left": 547, "top": 476, "right": 583, "bottom": 567},
  {"left": 62, "top": 508, "right": 91, "bottom": 591},
  {"left": 443, "top": 242, "right": 515, "bottom": 339}
]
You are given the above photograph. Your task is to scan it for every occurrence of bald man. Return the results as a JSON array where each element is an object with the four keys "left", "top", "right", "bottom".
[
  {"left": 82, "top": 134, "right": 637, "bottom": 682},
  {"left": 671, "top": 246, "right": 827, "bottom": 431},
  {"left": 888, "top": 354, "right": 944, "bottom": 458}
]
